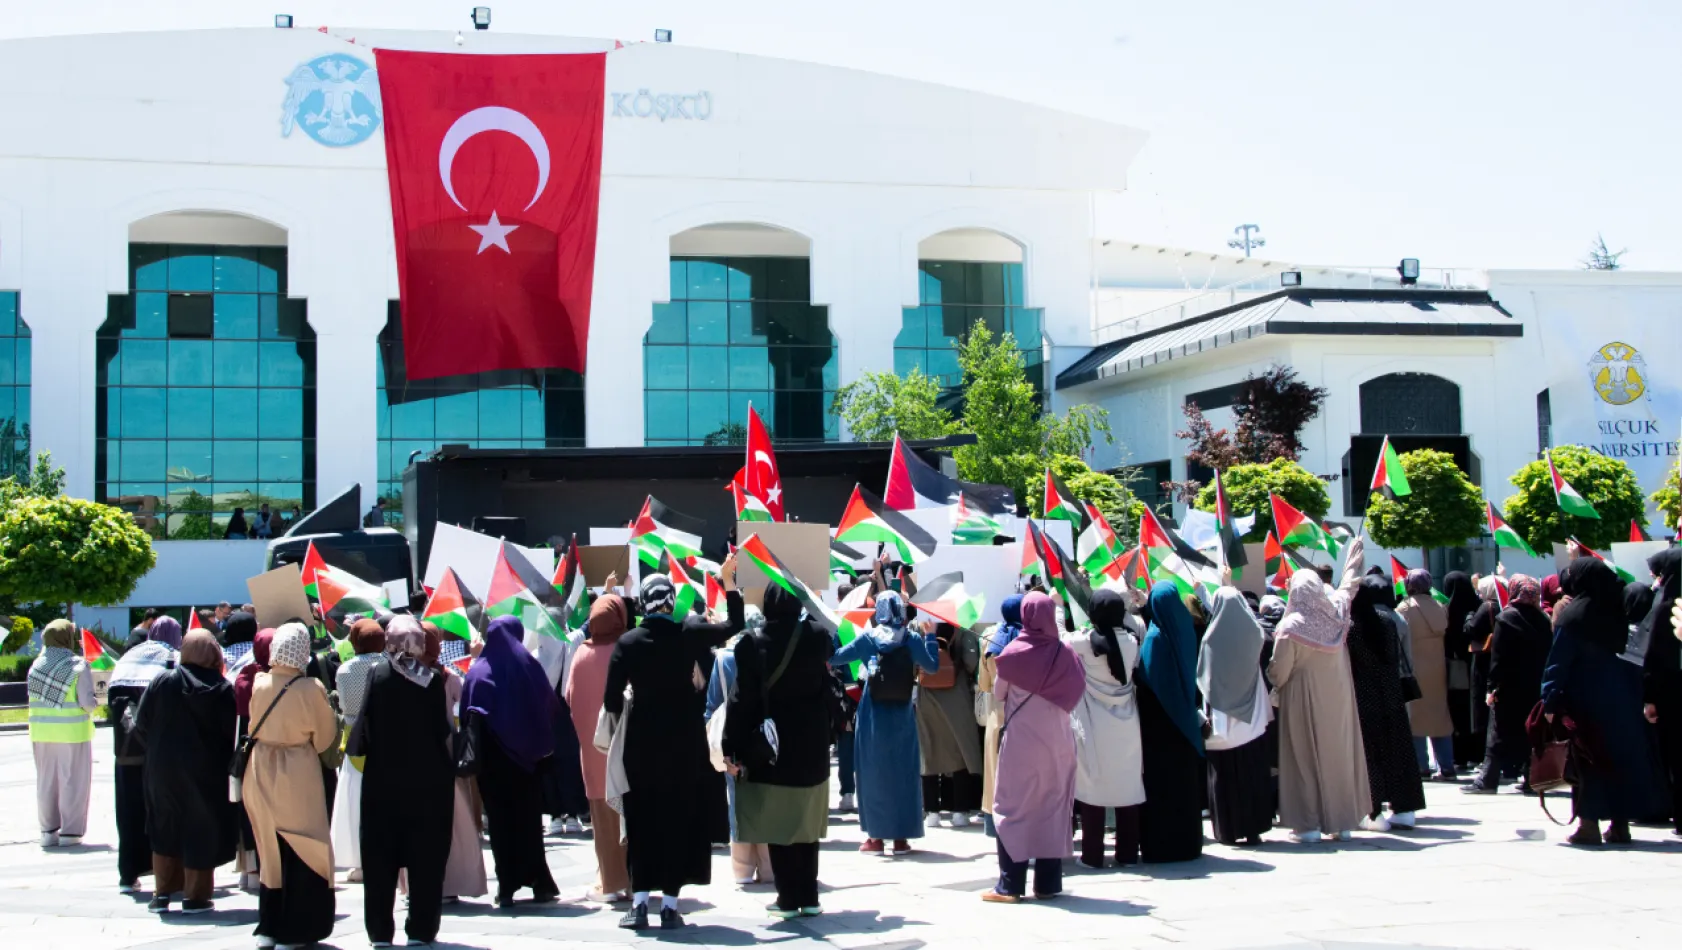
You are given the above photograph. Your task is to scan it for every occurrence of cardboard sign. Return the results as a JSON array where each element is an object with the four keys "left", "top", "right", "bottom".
[
  {"left": 578, "top": 545, "right": 632, "bottom": 587},
  {"left": 1234, "top": 542, "right": 1269, "bottom": 597},
  {"left": 736, "top": 522, "right": 833, "bottom": 591},
  {"left": 247, "top": 563, "right": 315, "bottom": 630},
  {"left": 425, "top": 522, "right": 555, "bottom": 598}
]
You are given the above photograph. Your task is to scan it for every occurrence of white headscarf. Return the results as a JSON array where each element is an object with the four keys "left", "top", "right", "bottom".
[
  {"left": 1275, "top": 571, "right": 1350, "bottom": 652},
  {"left": 269, "top": 622, "right": 312, "bottom": 670}
]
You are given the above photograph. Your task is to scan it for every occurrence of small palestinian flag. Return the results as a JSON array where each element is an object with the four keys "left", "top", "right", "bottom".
[
  {"left": 1387, "top": 554, "right": 1449, "bottom": 604},
  {"left": 422, "top": 567, "right": 484, "bottom": 641},
  {"left": 835, "top": 484, "right": 938, "bottom": 564},
  {"left": 731, "top": 480, "right": 775, "bottom": 523},
  {"left": 1548, "top": 452, "right": 1600, "bottom": 520},
  {"left": 705, "top": 571, "right": 727, "bottom": 616},
  {"left": 833, "top": 583, "right": 875, "bottom": 680},
  {"left": 1140, "top": 506, "right": 1216, "bottom": 569},
  {"left": 911, "top": 572, "right": 987, "bottom": 630},
  {"left": 486, "top": 542, "right": 567, "bottom": 640},
  {"left": 300, "top": 540, "right": 330, "bottom": 599},
  {"left": 952, "top": 492, "right": 1006, "bottom": 546},
  {"left": 1213, "top": 470, "right": 1248, "bottom": 576},
  {"left": 1076, "top": 501, "right": 1120, "bottom": 574},
  {"left": 631, "top": 496, "right": 707, "bottom": 568},
  {"left": 1573, "top": 540, "right": 1637, "bottom": 583},
  {"left": 1042, "top": 529, "right": 1092, "bottom": 621},
  {"left": 662, "top": 552, "right": 705, "bottom": 617},
  {"left": 1042, "top": 469, "right": 1085, "bottom": 526},
  {"left": 1270, "top": 493, "right": 1336, "bottom": 556},
  {"left": 1263, "top": 532, "right": 1300, "bottom": 594},
  {"left": 1097, "top": 545, "right": 1148, "bottom": 591},
  {"left": 451, "top": 656, "right": 472, "bottom": 675},
  {"left": 81, "top": 628, "right": 114, "bottom": 672},
  {"left": 738, "top": 532, "right": 841, "bottom": 637},
  {"left": 551, "top": 534, "right": 590, "bottom": 631},
  {"left": 187, "top": 609, "right": 205, "bottom": 633},
  {"left": 830, "top": 538, "right": 864, "bottom": 577},
  {"left": 1370, "top": 436, "right": 1412, "bottom": 497},
  {"left": 1630, "top": 520, "right": 1652, "bottom": 543},
  {"left": 1019, "top": 518, "right": 1062, "bottom": 587},
  {"left": 1486, "top": 502, "right": 1538, "bottom": 557}
]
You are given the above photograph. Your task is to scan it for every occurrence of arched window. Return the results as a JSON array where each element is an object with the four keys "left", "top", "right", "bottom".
[
  {"left": 0, "top": 292, "right": 27, "bottom": 480},
  {"left": 1358, "top": 372, "right": 1462, "bottom": 435},
  {"left": 896, "top": 230, "right": 1044, "bottom": 402}
]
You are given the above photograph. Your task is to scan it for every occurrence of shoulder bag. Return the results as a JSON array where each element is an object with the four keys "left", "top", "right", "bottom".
[
  {"left": 229, "top": 673, "right": 304, "bottom": 803},
  {"left": 453, "top": 710, "right": 484, "bottom": 778},
  {"left": 1525, "top": 700, "right": 1579, "bottom": 826}
]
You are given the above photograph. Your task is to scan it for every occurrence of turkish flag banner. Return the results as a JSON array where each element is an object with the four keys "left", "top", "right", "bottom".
[{"left": 374, "top": 50, "right": 606, "bottom": 380}]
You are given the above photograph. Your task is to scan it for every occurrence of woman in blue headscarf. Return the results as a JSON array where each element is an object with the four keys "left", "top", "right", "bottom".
[
  {"left": 831, "top": 591, "right": 939, "bottom": 856},
  {"left": 1137, "top": 582, "right": 1206, "bottom": 863}
]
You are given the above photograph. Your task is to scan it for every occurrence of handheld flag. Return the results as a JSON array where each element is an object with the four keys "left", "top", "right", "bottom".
[
  {"left": 451, "top": 656, "right": 472, "bottom": 675},
  {"left": 1019, "top": 519, "right": 1062, "bottom": 586},
  {"left": 1630, "top": 520, "right": 1652, "bottom": 543},
  {"left": 731, "top": 480, "right": 775, "bottom": 523},
  {"left": 1097, "top": 544, "right": 1148, "bottom": 591},
  {"left": 910, "top": 572, "right": 987, "bottom": 630},
  {"left": 1042, "top": 469, "right": 1085, "bottom": 526},
  {"left": 1486, "top": 502, "right": 1538, "bottom": 557},
  {"left": 630, "top": 496, "right": 707, "bottom": 568},
  {"left": 485, "top": 542, "right": 567, "bottom": 640},
  {"left": 1547, "top": 452, "right": 1600, "bottom": 520},
  {"left": 663, "top": 552, "right": 705, "bottom": 618},
  {"left": 704, "top": 571, "right": 727, "bottom": 617},
  {"left": 1573, "top": 539, "right": 1637, "bottom": 583},
  {"left": 835, "top": 484, "right": 938, "bottom": 564},
  {"left": 422, "top": 567, "right": 484, "bottom": 641},
  {"left": 1139, "top": 506, "right": 1217, "bottom": 569},
  {"left": 81, "top": 629, "right": 114, "bottom": 671},
  {"left": 551, "top": 535, "right": 591, "bottom": 630},
  {"left": 744, "top": 405, "right": 785, "bottom": 521},
  {"left": 1269, "top": 493, "right": 1337, "bottom": 556},
  {"left": 884, "top": 434, "right": 1014, "bottom": 514},
  {"left": 1213, "top": 470, "right": 1249, "bottom": 575},
  {"left": 1076, "top": 501, "right": 1120, "bottom": 574},
  {"left": 953, "top": 492, "right": 1006, "bottom": 546},
  {"left": 300, "top": 540, "right": 330, "bottom": 600},
  {"left": 186, "top": 609, "right": 205, "bottom": 633},
  {"left": 830, "top": 538, "right": 864, "bottom": 577},
  {"left": 317, "top": 566, "right": 392, "bottom": 632},
  {"left": 1387, "top": 553, "right": 1450, "bottom": 604},
  {"left": 1370, "top": 436, "right": 1412, "bottom": 497}
]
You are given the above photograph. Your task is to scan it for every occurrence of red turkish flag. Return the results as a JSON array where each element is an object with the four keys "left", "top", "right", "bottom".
[
  {"left": 374, "top": 50, "right": 606, "bottom": 380},
  {"left": 744, "top": 405, "right": 785, "bottom": 521}
]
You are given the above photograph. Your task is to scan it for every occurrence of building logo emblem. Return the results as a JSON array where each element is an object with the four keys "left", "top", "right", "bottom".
[
  {"left": 1588, "top": 341, "right": 1647, "bottom": 405},
  {"left": 281, "top": 54, "right": 383, "bottom": 147}
]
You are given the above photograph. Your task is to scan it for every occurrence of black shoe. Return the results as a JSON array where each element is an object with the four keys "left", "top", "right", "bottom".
[
  {"left": 1460, "top": 782, "right": 1497, "bottom": 794},
  {"left": 179, "top": 899, "right": 213, "bottom": 915},
  {"left": 147, "top": 896, "right": 170, "bottom": 913},
  {"left": 618, "top": 904, "right": 649, "bottom": 930},
  {"left": 660, "top": 907, "right": 684, "bottom": 929}
]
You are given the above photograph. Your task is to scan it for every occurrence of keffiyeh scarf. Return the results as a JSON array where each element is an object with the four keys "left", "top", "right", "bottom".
[{"left": 28, "top": 647, "right": 80, "bottom": 706}]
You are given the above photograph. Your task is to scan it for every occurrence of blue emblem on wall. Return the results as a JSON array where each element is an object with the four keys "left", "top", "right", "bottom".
[{"left": 281, "top": 54, "right": 383, "bottom": 147}]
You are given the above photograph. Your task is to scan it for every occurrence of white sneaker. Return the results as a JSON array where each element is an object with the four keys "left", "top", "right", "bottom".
[
  {"left": 1361, "top": 816, "right": 1391, "bottom": 832},
  {"left": 1389, "top": 811, "right": 1416, "bottom": 829},
  {"left": 547, "top": 817, "right": 567, "bottom": 836},
  {"left": 837, "top": 793, "right": 856, "bottom": 812},
  {"left": 39, "top": 832, "right": 58, "bottom": 848},
  {"left": 925, "top": 813, "right": 942, "bottom": 830},
  {"left": 256, "top": 938, "right": 276, "bottom": 949},
  {"left": 950, "top": 811, "right": 973, "bottom": 828},
  {"left": 57, "top": 835, "right": 82, "bottom": 847},
  {"left": 1287, "top": 830, "right": 1322, "bottom": 844},
  {"left": 1334, "top": 829, "right": 1355, "bottom": 841},
  {"left": 346, "top": 868, "right": 363, "bottom": 883},
  {"left": 565, "top": 817, "right": 584, "bottom": 835}
]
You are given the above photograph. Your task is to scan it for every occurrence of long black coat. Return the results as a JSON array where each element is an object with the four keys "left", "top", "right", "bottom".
[
  {"left": 355, "top": 661, "right": 455, "bottom": 875},
  {"left": 727, "top": 617, "right": 835, "bottom": 787},
  {"left": 1486, "top": 604, "right": 1551, "bottom": 768},
  {"left": 134, "top": 662, "right": 238, "bottom": 869},
  {"left": 1347, "top": 603, "right": 1427, "bottom": 816}
]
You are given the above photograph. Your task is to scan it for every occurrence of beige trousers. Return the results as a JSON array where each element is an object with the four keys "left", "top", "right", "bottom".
[
  {"left": 33, "top": 741, "right": 92, "bottom": 838},
  {"left": 589, "top": 798, "right": 630, "bottom": 895}
]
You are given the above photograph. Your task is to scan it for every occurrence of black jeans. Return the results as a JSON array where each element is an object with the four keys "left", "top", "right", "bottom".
[
  {"left": 921, "top": 771, "right": 982, "bottom": 813},
  {"left": 767, "top": 842, "right": 820, "bottom": 910},
  {"left": 995, "top": 840, "right": 1061, "bottom": 898},
  {"left": 1078, "top": 803, "right": 1141, "bottom": 867}
]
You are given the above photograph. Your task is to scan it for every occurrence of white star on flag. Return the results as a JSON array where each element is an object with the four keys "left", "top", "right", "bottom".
[{"left": 469, "top": 211, "right": 519, "bottom": 254}]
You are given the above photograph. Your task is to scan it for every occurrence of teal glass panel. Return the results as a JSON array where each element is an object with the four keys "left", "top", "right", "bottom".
[
  {"left": 1005, "top": 263, "right": 1025, "bottom": 306},
  {"left": 688, "top": 391, "right": 728, "bottom": 440},
  {"left": 258, "top": 441, "right": 304, "bottom": 481},
  {"left": 477, "top": 389, "right": 522, "bottom": 440},
  {"left": 644, "top": 346, "right": 687, "bottom": 390},
  {"left": 130, "top": 293, "right": 169, "bottom": 338},
  {"left": 214, "top": 293, "right": 259, "bottom": 338},
  {"left": 213, "top": 388, "right": 258, "bottom": 438},
  {"left": 259, "top": 342, "right": 305, "bottom": 387},
  {"left": 213, "top": 441, "right": 258, "bottom": 482},
  {"left": 728, "top": 258, "right": 763, "bottom": 301},
  {"left": 688, "top": 346, "right": 728, "bottom": 390},
  {"left": 896, "top": 306, "right": 927, "bottom": 348},
  {"left": 14, "top": 337, "right": 28, "bottom": 386},
  {"left": 687, "top": 301, "right": 728, "bottom": 344},
  {"left": 258, "top": 248, "right": 285, "bottom": 293},
  {"left": 389, "top": 398, "right": 434, "bottom": 439},
  {"left": 0, "top": 339, "right": 11, "bottom": 385},
  {"left": 687, "top": 258, "right": 728, "bottom": 299},
  {"left": 167, "top": 389, "right": 213, "bottom": 439},
  {"left": 729, "top": 346, "right": 769, "bottom": 389},
  {"left": 121, "top": 388, "right": 167, "bottom": 438},
  {"left": 213, "top": 250, "right": 260, "bottom": 293},
  {"left": 120, "top": 440, "right": 166, "bottom": 482},
  {"left": 123, "top": 340, "right": 168, "bottom": 386},
  {"left": 258, "top": 388, "right": 303, "bottom": 439},
  {"left": 214, "top": 341, "right": 259, "bottom": 386},
  {"left": 894, "top": 349, "right": 922, "bottom": 377},
  {"left": 167, "top": 246, "right": 214, "bottom": 292},
  {"left": 132, "top": 245, "right": 170, "bottom": 291},
  {"left": 434, "top": 391, "right": 478, "bottom": 440},
  {"left": 168, "top": 340, "right": 214, "bottom": 386},
  {"left": 669, "top": 260, "right": 687, "bottom": 300},
  {"left": 648, "top": 302, "right": 686, "bottom": 344},
  {"left": 520, "top": 389, "right": 544, "bottom": 437},
  {"left": 645, "top": 392, "right": 687, "bottom": 441},
  {"left": 168, "top": 441, "right": 214, "bottom": 483},
  {"left": 728, "top": 302, "right": 762, "bottom": 343}
]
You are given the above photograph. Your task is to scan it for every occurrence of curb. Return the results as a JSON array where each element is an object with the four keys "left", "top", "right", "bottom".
[{"left": 0, "top": 717, "right": 111, "bottom": 735}]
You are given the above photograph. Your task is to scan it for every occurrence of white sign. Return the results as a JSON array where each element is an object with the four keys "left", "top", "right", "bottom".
[{"left": 424, "top": 523, "right": 555, "bottom": 599}]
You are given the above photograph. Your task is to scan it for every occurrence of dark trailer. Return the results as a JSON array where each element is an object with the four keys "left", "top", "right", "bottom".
[{"left": 399, "top": 436, "right": 978, "bottom": 580}]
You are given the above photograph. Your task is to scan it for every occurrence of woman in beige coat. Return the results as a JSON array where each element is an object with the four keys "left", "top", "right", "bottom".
[
  {"left": 1267, "top": 539, "right": 1371, "bottom": 843},
  {"left": 244, "top": 623, "right": 339, "bottom": 948},
  {"left": 1396, "top": 569, "right": 1456, "bottom": 781}
]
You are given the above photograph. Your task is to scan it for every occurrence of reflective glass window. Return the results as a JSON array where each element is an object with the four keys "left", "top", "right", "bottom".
[
  {"left": 0, "top": 293, "right": 27, "bottom": 480},
  {"left": 896, "top": 260, "right": 1045, "bottom": 405}
]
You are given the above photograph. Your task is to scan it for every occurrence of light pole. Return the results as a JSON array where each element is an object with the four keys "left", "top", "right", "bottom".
[{"left": 1227, "top": 224, "right": 1266, "bottom": 258}]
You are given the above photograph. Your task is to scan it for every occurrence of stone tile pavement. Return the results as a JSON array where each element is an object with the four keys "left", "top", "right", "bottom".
[{"left": 1, "top": 732, "right": 1678, "bottom": 949}]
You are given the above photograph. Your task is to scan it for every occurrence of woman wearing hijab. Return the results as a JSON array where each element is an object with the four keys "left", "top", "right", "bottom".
[
  {"left": 707, "top": 608, "right": 773, "bottom": 887},
  {"left": 984, "top": 591, "right": 1083, "bottom": 902},
  {"left": 1347, "top": 576, "right": 1428, "bottom": 830},
  {"left": 231, "top": 626, "right": 274, "bottom": 889},
  {"left": 1065, "top": 589, "right": 1145, "bottom": 867},
  {"left": 220, "top": 609, "right": 258, "bottom": 678},
  {"left": 1464, "top": 575, "right": 1552, "bottom": 794},
  {"left": 462, "top": 616, "right": 561, "bottom": 907},
  {"left": 27, "top": 620, "right": 98, "bottom": 851},
  {"left": 1132, "top": 582, "right": 1207, "bottom": 862},
  {"left": 831, "top": 590, "right": 941, "bottom": 857},
  {"left": 1542, "top": 574, "right": 1564, "bottom": 615},
  {"left": 603, "top": 566, "right": 745, "bottom": 930},
  {"left": 244, "top": 622, "right": 340, "bottom": 945},
  {"left": 1442, "top": 571, "right": 1481, "bottom": 769},
  {"left": 1640, "top": 548, "right": 1682, "bottom": 833},
  {"left": 107, "top": 615, "right": 182, "bottom": 891},
  {"left": 1397, "top": 570, "right": 1455, "bottom": 781},
  {"left": 1268, "top": 537, "right": 1371, "bottom": 843},
  {"left": 978, "top": 593, "right": 1025, "bottom": 835},
  {"left": 917, "top": 620, "right": 984, "bottom": 828},
  {"left": 1543, "top": 556, "right": 1664, "bottom": 845},
  {"left": 726, "top": 584, "right": 835, "bottom": 918},
  {"left": 1201, "top": 586, "right": 1273, "bottom": 846},
  {"left": 331, "top": 618, "right": 387, "bottom": 884},
  {"left": 564, "top": 593, "right": 633, "bottom": 902},
  {"left": 413, "top": 622, "right": 488, "bottom": 901},
  {"left": 1466, "top": 577, "right": 1504, "bottom": 768},
  {"left": 354, "top": 617, "right": 455, "bottom": 946}
]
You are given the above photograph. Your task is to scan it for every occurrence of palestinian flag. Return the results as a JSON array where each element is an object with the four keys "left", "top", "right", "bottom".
[
  {"left": 835, "top": 484, "right": 938, "bottom": 565},
  {"left": 1019, "top": 519, "right": 1064, "bottom": 588},
  {"left": 832, "top": 583, "right": 875, "bottom": 680},
  {"left": 1370, "top": 435, "right": 1412, "bottom": 497},
  {"left": 1042, "top": 469, "right": 1085, "bottom": 526},
  {"left": 1140, "top": 506, "right": 1216, "bottom": 570},
  {"left": 953, "top": 492, "right": 1006, "bottom": 546},
  {"left": 551, "top": 534, "right": 590, "bottom": 630},
  {"left": 911, "top": 572, "right": 987, "bottom": 630},
  {"left": 1097, "top": 544, "right": 1149, "bottom": 592},
  {"left": 1387, "top": 554, "right": 1450, "bottom": 604},
  {"left": 422, "top": 567, "right": 484, "bottom": 641},
  {"left": 1574, "top": 540, "right": 1637, "bottom": 583},
  {"left": 1486, "top": 502, "right": 1538, "bottom": 557},
  {"left": 1270, "top": 493, "right": 1336, "bottom": 556},
  {"left": 631, "top": 496, "right": 707, "bottom": 567},
  {"left": 1076, "top": 501, "right": 1120, "bottom": 574},
  {"left": 705, "top": 571, "right": 727, "bottom": 616},
  {"left": 731, "top": 480, "right": 774, "bottom": 523},
  {"left": 300, "top": 540, "right": 330, "bottom": 599},
  {"left": 1548, "top": 452, "right": 1600, "bottom": 519},
  {"left": 662, "top": 552, "right": 705, "bottom": 617},
  {"left": 1213, "top": 470, "right": 1248, "bottom": 576},
  {"left": 830, "top": 538, "right": 864, "bottom": 577},
  {"left": 485, "top": 542, "right": 567, "bottom": 640},
  {"left": 186, "top": 609, "right": 205, "bottom": 633},
  {"left": 81, "top": 628, "right": 114, "bottom": 672},
  {"left": 744, "top": 404, "right": 785, "bottom": 521},
  {"left": 1043, "top": 528, "right": 1093, "bottom": 621},
  {"left": 1630, "top": 520, "right": 1652, "bottom": 543},
  {"left": 1263, "top": 532, "right": 1304, "bottom": 594},
  {"left": 884, "top": 434, "right": 1014, "bottom": 514},
  {"left": 317, "top": 566, "right": 391, "bottom": 631},
  {"left": 451, "top": 656, "right": 472, "bottom": 675}
]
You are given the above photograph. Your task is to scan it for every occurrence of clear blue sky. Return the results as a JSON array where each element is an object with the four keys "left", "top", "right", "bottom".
[{"left": 8, "top": 0, "right": 1679, "bottom": 271}]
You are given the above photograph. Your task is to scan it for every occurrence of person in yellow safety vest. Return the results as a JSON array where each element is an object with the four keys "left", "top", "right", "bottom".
[{"left": 28, "top": 619, "right": 97, "bottom": 848}]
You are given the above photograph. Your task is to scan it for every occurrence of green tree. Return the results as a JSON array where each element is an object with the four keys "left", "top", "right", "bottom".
[
  {"left": 1192, "top": 457, "right": 1329, "bottom": 542},
  {"left": 1654, "top": 460, "right": 1681, "bottom": 531},
  {"left": 164, "top": 489, "right": 217, "bottom": 540},
  {"left": 701, "top": 422, "right": 747, "bottom": 446},
  {"left": 830, "top": 368, "right": 957, "bottom": 443},
  {"left": 1363, "top": 449, "right": 1486, "bottom": 553},
  {"left": 951, "top": 325, "right": 1046, "bottom": 502},
  {"left": 1, "top": 615, "right": 35, "bottom": 654},
  {"left": 1023, "top": 453, "right": 1144, "bottom": 545},
  {"left": 0, "top": 453, "right": 157, "bottom": 614},
  {"left": 1503, "top": 445, "right": 1647, "bottom": 551}
]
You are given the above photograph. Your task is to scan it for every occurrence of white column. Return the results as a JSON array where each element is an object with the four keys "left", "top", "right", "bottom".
[
  {"left": 820, "top": 233, "right": 902, "bottom": 439},
  {"left": 306, "top": 291, "right": 385, "bottom": 507},
  {"left": 22, "top": 255, "right": 106, "bottom": 500}
]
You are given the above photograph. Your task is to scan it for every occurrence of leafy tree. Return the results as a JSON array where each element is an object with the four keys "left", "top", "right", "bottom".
[
  {"left": 830, "top": 368, "right": 956, "bottom": 443},
  {"left": 0, "top": 451, "right": 65, "bottom": 507},
  {"left": 952, "top": 324, "right": 1050, "bottom": 503},
  {"left": 1363, "top": 449, "right": 1486, "bottom": 553},
  {"left": 1582, "top": 233, "right": 1626, "bottom": 271},
  {"left": 1654, "top": 460, "right": 1681, "bottom": 531},
  {"left": 701, "top": 422, "right": 747, "bottom": 446},
  {"left": 1023, "top": 453, "right": 1144, "bottom": 545},
  {"left": 1170, "top": 363, "right": 1328, "bottom": 500},
  {"left": 1044, "top": 404, "right": 1114, "bottom": 460},
  {"left": 164, "top": 490, "right": 217, "bottom": 541},
  {"left": 1, "top": 615, "right": 34, "bottom": 654},
  {"left": 1503, "top": 444, "right": 1647, "bottom": 551},
  {"left": 1192, "top": 457, "right": 1329, "bottom": 542},
  {"left": 0, "top": 452, "right": 157, "bottom": 614}
]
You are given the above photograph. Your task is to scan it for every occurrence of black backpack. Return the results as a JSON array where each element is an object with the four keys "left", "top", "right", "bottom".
[{"left": 868, "top": 641, "right": 916, "bottom": 704}]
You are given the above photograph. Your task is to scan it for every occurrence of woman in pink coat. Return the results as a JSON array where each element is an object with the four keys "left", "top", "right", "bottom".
[{"left": 563, "top": 593, "right": 632, "bottom": 902}]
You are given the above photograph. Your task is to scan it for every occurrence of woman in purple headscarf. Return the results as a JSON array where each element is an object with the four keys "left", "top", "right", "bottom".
[
  {"left": 461, "top": 615, "right": 560, "bottom": 907},
  {"left": 984, "top": 591, "right": 1083, "bottom": 903}
]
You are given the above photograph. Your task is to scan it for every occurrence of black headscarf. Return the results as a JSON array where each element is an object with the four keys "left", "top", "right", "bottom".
[
  {"left": 761, "top": 584, "right": 804, "bottom": 634},
  {"left": 1443, "top": 571, "right": 1477, "bottom": 633},
  {"left": 219, "top": 610, "right": 258, "bottom": 647},
  {"left": 1642, "top": 547, "right": 1680, "bottom": 675},
  {"left": 1555, "top": 557, "right": 1630, "bottom": 654},
  {"left": 1349, "top": 575, "right": 1394, "bottom": 636},
  {"left": 1624, "top": 581, "right": 1656, "bottom": 629},
  {"left": 1086, "top": 588, "right": 1130, "bottom": 685}
]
